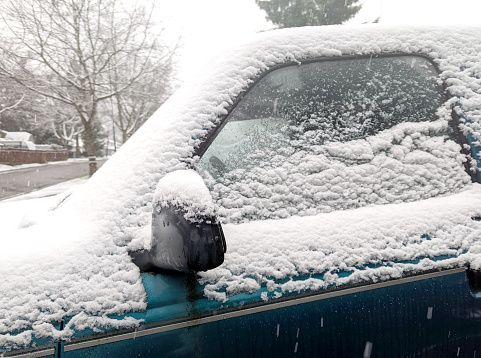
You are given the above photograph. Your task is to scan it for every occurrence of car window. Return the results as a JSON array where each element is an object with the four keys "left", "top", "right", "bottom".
[{"left": 196, "top": 56, "right": 472, "bottom": 224}]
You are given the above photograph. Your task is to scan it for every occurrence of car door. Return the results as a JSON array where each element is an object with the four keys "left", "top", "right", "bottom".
[{"left": 189, "top": 54, "right": 481, "bottom": 357}]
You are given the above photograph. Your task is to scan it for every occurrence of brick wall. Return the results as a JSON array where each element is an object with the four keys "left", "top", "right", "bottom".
[{"left": 0, "top": 149, "right": 69, "bottom": 165}]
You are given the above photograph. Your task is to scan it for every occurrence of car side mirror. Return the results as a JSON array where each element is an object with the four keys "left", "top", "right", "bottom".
[
  {"left": 131, "top": 169, "right": 226, "bottom": 272},
  {"left": 467, "top": 268, "right": 481, "bottom": 298}
]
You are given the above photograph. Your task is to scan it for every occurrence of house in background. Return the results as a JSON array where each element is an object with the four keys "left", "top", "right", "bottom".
[{"left": 0, "top": 130, "right": 34, "bottom": 142}]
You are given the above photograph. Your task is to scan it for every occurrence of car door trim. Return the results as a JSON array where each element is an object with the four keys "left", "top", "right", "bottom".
[{"left": 62, "top": 267, "right": 465, "bottom": 352}]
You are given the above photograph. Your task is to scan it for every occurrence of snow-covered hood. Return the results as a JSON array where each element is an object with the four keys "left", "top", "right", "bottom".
[{"left": 2, "top": 25, "right": 481, "bottom": 350}]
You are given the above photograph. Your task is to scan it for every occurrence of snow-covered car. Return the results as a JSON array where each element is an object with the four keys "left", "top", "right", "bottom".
[{"left": 2, "top": 25, "right": 481, "bottom": 357}]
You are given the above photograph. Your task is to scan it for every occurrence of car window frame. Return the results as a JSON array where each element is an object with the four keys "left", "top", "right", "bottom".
[{"left": 193, "top": 52, "right": 477, "bottom": 181}]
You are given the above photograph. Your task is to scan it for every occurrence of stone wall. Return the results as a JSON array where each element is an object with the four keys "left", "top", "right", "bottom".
[{"left": 0, "top": 149, "right": 68, "bottom": 165}]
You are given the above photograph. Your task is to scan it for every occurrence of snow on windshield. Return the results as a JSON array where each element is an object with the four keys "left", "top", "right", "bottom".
[{"left": 1, "top": 25, "right": 481, "bottom": 350}]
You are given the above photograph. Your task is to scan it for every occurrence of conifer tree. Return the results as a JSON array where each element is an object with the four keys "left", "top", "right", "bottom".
[{"left": 256, "top": 0, "right": 361, "bottom": 28}]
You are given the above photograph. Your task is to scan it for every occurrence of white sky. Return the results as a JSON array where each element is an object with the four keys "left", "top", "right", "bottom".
[
  {"left": 156, "top": 0, "right": 481, "bottom": 83},
  {"left": 352, "top": 0, "right": 481, "bottom": 25}
]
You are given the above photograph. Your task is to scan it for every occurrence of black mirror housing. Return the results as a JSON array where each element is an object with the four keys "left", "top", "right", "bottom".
[
  {"left": 130, "top": 169, "right": 226, "bottom": 273},
  {"left": 150, "top": 206, "right": 226, "bottom": 272}
]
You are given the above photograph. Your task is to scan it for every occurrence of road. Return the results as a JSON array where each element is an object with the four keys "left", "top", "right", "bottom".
[{"left": 0, "top": 159, "right": 107, "bottom": 200}]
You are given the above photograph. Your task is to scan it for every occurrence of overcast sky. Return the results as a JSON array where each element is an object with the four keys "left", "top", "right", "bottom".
[
  {"left": 353, "top": 0, "right": 481, "bottom": 25},
  {"left": 157, "top": 0, "right": 481, "bottom": 82}
]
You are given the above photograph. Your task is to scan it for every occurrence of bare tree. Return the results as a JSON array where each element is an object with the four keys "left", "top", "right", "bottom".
[
  {"left": 0, "top": 74, "right": 25, "bottom": 120},
  {"left": 0, "top": 75, "right": 57, "bottom": 144},
  {"left": 109, "top": 58, "right": 174, "bottom": 144},
  {"left": 0, "top": 94, "right": 24, "bottom": 115},
  {"left": 0, "top": 0, "right": 177, "bottom": 175},
  {"left": 52, "top": 113, "right": 83, "bottom": 151}
]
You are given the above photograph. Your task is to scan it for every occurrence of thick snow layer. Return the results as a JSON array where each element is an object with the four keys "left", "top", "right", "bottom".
[
  {"left": 0, "top": 212, "right": 146, "bottom": 351},
  {"left": 201, "top": 120, "right": 471, "bottom": 223},
  {"left": 153, "top": 169, "right": 217, "bottom": 223},
  {"left": 3, "top": 132, "right": 33, "bottom": 142},
  {"left": 2, "top": 25, "right": 481, "bottom": 349},
  {"left": 199, "top": 184, "right": 481, "bottom": 302},
  {"left": 0, "top": 179, "right": 146, "bottom": 351}
]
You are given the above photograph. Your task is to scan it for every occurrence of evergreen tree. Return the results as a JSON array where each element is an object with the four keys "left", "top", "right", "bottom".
[{"left": 256, "top": 0, "right": 361, "bottom": 28}]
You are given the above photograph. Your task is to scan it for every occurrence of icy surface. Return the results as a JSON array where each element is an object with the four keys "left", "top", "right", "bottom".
[{"left": 2, "top": 25, "right": 481, "bottom": 349}]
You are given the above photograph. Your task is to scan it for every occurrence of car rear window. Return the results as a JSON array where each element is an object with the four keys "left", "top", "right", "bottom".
[{"left": 197, "top": 55, "right": 471, "bottom": 223}]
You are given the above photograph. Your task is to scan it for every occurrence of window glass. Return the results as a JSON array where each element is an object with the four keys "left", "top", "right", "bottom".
[{"left": 197, "top": 56, "right": 471, "bottom": 223}]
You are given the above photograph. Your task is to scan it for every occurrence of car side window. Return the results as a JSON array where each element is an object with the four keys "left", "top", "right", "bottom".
[{"left": 197, "top": 56, "right": 471, "bottom": 224}]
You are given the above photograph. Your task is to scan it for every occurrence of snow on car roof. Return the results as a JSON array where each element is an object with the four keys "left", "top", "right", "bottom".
[{"left": 2, "top": 25, "right": 481, "bottom": 350}]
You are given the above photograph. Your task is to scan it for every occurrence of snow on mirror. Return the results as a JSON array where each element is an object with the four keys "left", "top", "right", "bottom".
[
  {"left": 197, "top": 56, "right": 472, "bottom": 224},
  {"left": 131, "top": 170, "right": 226, "bottom": 272}
]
